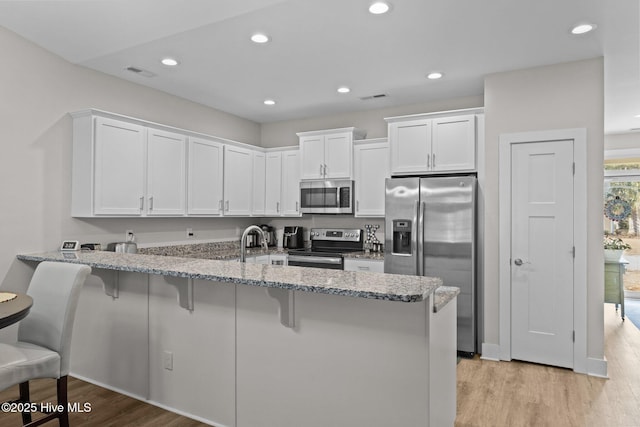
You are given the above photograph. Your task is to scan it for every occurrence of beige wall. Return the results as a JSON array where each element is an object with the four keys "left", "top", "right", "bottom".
[
  {"left": 260, "top": 95, "right": 483, "bottom": 148},
  {"left": 0, "top": 27, "right": 261, "bottom": 289},
  {"left": 484, "top": 58, "right": 605, "bottom": 359}
]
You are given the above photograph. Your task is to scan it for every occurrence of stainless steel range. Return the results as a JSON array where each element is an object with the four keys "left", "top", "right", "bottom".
[{"left": 287, "top": 228, "right": 363, "bottom": 270}]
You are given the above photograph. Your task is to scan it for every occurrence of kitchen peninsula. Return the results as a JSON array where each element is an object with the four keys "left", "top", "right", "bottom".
[{"left": 17, "top": 250, "right": 458, "bottom": 427}]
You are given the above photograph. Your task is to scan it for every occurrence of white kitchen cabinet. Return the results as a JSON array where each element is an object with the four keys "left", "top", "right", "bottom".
[
  {"left": 387, "top": 111, "right": 477, "bottom": 175},
  {"left": 431, "top": 115, "right": 476, "bottom": 172},
  {"left": 251, "top": 151, "right": 266, "bottom": 216},
  {"left": 343, "top": 258, "right": 384, "bottom": 273},
  {"left": 281, "top": 149, "right": 301, "bottom": 216},
  {"left": 74, "top": 115, "right": 146, "bottom": 216},
  {"left": 298, "top": 127, "right": 366, "bottom": 180},
  {"left": 187, "top": 137, "right": 224, "bottom": 215},
  {"left": 353, "top": 139, "right": 389, "bottom": 217},
  {"left": 146, "top": 128, "right": 186, "bottom": 216},
  {"left": 265, "top": 152, "right": 283, "bottom": 215},
  {"left": 223, "top": 145, "right": 253, "bottom": 216},
  {"left": 72, "top": 112, "right": 187, "bottom": 217}
]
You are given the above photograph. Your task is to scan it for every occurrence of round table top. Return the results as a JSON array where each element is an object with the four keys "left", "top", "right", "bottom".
[{"left": 0, "top": 292, "right": 33, "bottom": 329}]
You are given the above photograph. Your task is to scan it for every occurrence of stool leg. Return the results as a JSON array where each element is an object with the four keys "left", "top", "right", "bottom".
[
  {"left": 18, "top": 381, "right": 32, "bottom": 425},
  {"left": 57, "top": 376, "right": 69, "bottom": 427}
]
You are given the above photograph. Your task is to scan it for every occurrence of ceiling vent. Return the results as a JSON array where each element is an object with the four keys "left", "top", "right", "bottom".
[
  {"left": 125, "top": 66, "right": 156, "bottom": 78},
  {"left": 360, "top": 93, "right": 387, "bottom": 101}
]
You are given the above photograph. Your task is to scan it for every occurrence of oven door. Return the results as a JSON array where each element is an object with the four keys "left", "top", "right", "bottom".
[
  {"left": 288, "top": 255, "right": 344, "bottom": 270},
  {"left": 299, "top": 180, "right": 353, "bottom": 214}
]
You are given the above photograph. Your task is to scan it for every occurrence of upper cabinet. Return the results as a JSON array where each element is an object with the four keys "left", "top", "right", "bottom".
[
  {"left": 298, "top": 128, "right": 366, "bottom": 180},
  {"left": 387, "top": 111, "right": 479, "bottom": 176},
  {"left": 223, "top": 145, "right": 253, "bottom": 216},
  {"left": 72, "top": 113, "right": 186, "bottom": 217},
  {"left": 264, "top": 151, "right": 283, "bottom": 216},
  {"left": 353, "top": 139, "right": 390, "bottom": 217},
  {"left": 187, "top": 137, "right": 224, "bottom": 216},
  {"left": 281, "top": 149, "right": 301, "bottom": 216},
  {"left": 251, "top": 151, "right": 266, "bottom": 216}
]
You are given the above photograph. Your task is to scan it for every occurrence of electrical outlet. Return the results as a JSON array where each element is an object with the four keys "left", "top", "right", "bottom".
[
  {"left": 187, "top": 228, "right": 194, "bottom": 238},
  {"left": 163, "top": 351, "right": 173, "bottom": 371}
]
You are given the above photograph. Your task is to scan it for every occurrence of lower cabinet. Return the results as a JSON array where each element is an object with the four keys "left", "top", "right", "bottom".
[{"left": 343, "top": 258, "right": 384, "bottom": 272}]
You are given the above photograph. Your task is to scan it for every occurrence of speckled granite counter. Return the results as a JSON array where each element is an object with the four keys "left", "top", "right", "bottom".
[
  {"left": 138, "top": 241, "right": 287, "bottom": 260},
  {"left": 433, "top": 286, "right": 460, "bottom": 312},
  {"left": 17, "top": 251, "right": 442, "bottom": 303},
  {"left": 342, "top": 251, "right": 384, "bottom": 261}
]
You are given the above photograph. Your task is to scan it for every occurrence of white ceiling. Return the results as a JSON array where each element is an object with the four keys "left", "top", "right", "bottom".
[{"left": 1, "top": 0, "right": 638, "bottom": 133}]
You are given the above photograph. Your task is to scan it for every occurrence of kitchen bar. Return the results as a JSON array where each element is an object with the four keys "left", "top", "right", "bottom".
[{"left": 17, "top": 251, "right": 458, "bottom": 427}]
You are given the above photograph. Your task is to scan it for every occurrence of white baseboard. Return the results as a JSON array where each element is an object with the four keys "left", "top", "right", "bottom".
[
  {"left": 480, "top": 343, "right": 501, "bottom": 361},
  {"left": 586, "top": 357, "right": 609, "bottom": 378}
]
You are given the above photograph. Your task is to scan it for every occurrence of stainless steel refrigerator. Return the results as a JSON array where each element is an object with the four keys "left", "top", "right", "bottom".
[{"left": 384, "top": 176, "right": 477, "bottom": 356}]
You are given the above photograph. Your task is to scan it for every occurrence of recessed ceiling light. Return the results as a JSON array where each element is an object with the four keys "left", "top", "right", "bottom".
[
  {"left": 571, "top": 23, "right": 596, "bottom": 35},
  {"left": 337, "top": 86, "right": 351, "bottom": 94},
  {"left": 160, "top": 58, "right": 179, "bottom": 66},
  {"left": 369, "top": 2, "right": 390, "bottom": 14},
  {"left": 264, "top": 99, "right": 276, "bottom": 106},
  {"left": 251, "top": 33, "right": 270, "bottom": 43},
  {"left": 427, "top": 72, "right": 443, "bottom": 80}
]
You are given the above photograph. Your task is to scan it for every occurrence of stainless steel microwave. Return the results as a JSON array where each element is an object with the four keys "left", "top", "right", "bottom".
[{"left": 299, "top": 180, "right": 354, "bottom": 214}]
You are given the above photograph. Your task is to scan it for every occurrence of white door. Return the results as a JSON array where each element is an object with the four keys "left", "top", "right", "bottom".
[
  {"left": 324, "top": 133, "right": 352, "bottom": 179},
  {"left": 187, "top": 137, "right": 224, "bottom": 216},
  {"left": 93, "top": 117, "right": 146, "bottom": 215},
  {"left": 510, "top": 139, "right": 574, "bottom": 368},
  {"left": 265, "top": 152, "right": 283, "bottom": 215},
  {"left": 223, "top": 145, "right": 253, "bottom": 216},
  {"left": 147, "top": 129, "right": 186, "bottom": 216},
  {"left": 281, "top": 150, "right": 301, "bottom": 216}
]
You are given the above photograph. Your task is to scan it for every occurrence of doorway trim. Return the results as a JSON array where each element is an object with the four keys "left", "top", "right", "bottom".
[{"left": 499, "top": 128, "right": 588, "bottom": 373}]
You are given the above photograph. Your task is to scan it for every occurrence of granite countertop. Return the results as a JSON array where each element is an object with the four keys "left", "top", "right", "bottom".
[
  {"left": 17, "top": 251, "right": 442, "bottom": 303},
  {"left": 433, "top": 286, "right": 460, "bottom": 313},
  {"left": 342, "top": 251, "right": 385, "bottom": 261}
]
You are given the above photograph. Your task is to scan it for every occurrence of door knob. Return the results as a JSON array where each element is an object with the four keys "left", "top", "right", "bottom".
[{"left": 514, "top": 258, "right": 525, "bottom": 266}]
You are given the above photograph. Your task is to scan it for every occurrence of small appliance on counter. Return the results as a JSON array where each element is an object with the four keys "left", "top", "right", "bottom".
[
  {"left": 283, "top": 226, "right": 304, "bottom": 249},
  {"left": 106, "top": 231, "right": 138, "bottom": 253},
  {"left": 260, "top": 224, "right": 276, "bottom": 247},
  {"left": 245, "top": 230, "right": 261, "bottom": 248}
]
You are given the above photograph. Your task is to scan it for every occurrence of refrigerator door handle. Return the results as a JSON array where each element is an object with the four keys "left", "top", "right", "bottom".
[{"left": 418, "top": 201, "right": 425, "bottom": 276}]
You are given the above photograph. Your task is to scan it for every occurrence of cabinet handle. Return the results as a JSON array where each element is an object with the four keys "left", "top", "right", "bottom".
[
  {"left": 356, "top": 200, "right": 359, "bottom": 212},
  {"left": 225, "top": 200, "right": 229, "bottom": 212},
  {"left": 149, "top": 196, "right": 154, "bottom": 211},
  {"left": 319, "top": 164, "right": 323, "bottom": 176},
  {"left": 277, "top": 202, "right": 280, "bottom": 213},
  {"left": 139, "top": 196, "right": 144, "bottom": 211},
  {"left": 324, "top": 164, "right": 327, "bottom": 177},
  {"left": 427, "top": 154, "right": 430, "bottom": 168},
  {"left": 295, "top": 201, "right": 299, "bottom": 212},
  {"left": 432, "top": 153, "right": 436, "bottom": 168},
  {"left": 219, "top": 200, "right": 223, "bottom": 211}
]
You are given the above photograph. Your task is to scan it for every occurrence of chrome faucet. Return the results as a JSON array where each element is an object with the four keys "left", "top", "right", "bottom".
[{"left": 240, "top": 225, "right": 268, "bottom": 262}]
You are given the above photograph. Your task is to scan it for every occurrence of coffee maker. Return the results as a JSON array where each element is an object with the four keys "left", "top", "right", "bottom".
[
  {"left": 283, "top": 226, "right": 304, "bottom": 249},
  {"left": 260, "top": 224, "right": 276, "bottom": 247}
]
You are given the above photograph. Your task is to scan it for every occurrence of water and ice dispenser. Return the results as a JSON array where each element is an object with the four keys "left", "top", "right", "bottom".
[{"left": 392, "top": 220, "right": 412, "bottom": 255}]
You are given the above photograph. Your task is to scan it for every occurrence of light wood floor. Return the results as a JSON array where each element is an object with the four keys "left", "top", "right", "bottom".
[
  {"left": 456, "top": 303, "right": 640, "bottom": 427},
  {"left": 0, "top": 303, "right": 637, "bottom": 427}
]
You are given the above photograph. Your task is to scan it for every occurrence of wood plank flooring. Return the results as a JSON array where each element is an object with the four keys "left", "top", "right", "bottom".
[
  {"left": 456, "top": 303, "right": 640, "bottom": 427},
  {"left": 0, "top": 303, "right": 637, "bottom": 426}
]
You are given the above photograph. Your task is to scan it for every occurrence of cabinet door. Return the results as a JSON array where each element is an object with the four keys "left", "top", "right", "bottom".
[
  {"left": 223, "top": 145, "right": 253, "bottom": 216},
  {"left": 147, "top": 129, "right": 186, "bottom": 216},
  {"left": 300, "top": 135, "right": 325, "bottom": 179},
  {"left": 93, "top": 117, "right": 146, "bottom": 215},
  {"left": 389, "top": 119, "right": 431, "bottom": 175},
  {"left": 188, "top": 137, "right": 224, "bottom": 215},
  {"left": 431, "top": 115, "right": 476, "bottom": 172},
  {"left": 324, "top": 133, "right": 352, "bottom": 179},
  {"left": 281, "top": 150, "right": 301, "bottom": 216},
  {"left": 265, "top": 152, "right": 283, "bottom": 216},
  {"left": 354, "top": 141, "right": 389, "bottom": 217},
  {"left": 251, "top": 151, "right": 266, "bottom": 216}
]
